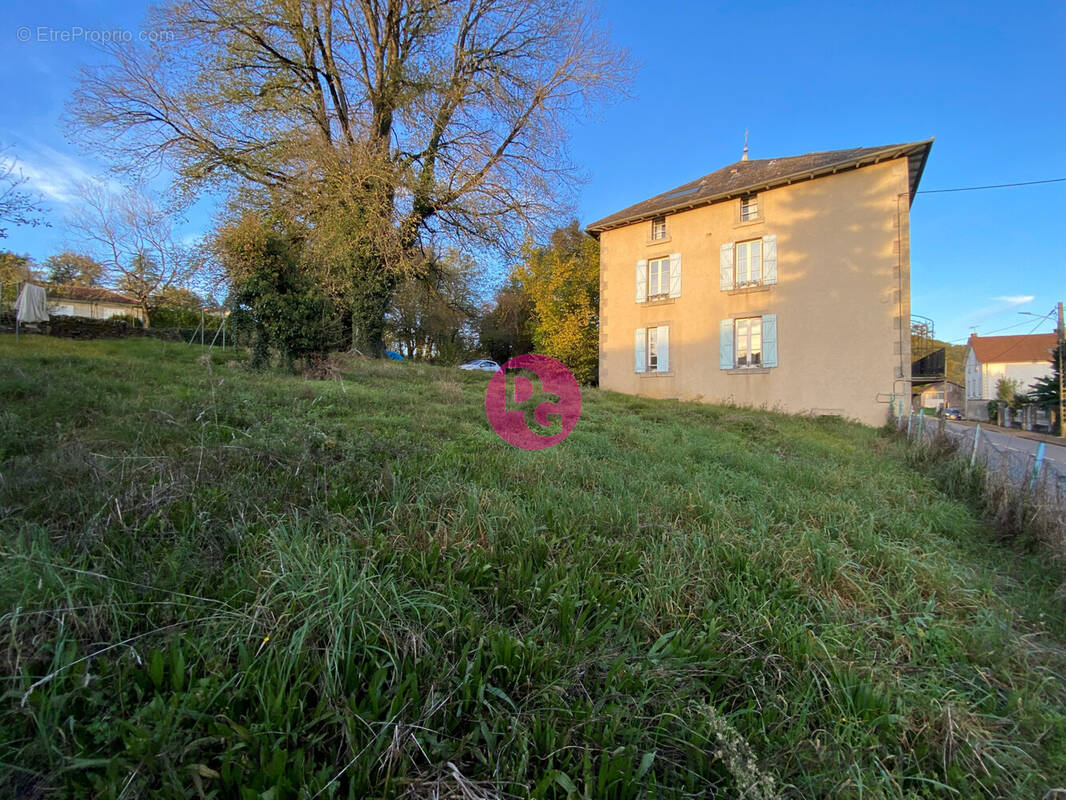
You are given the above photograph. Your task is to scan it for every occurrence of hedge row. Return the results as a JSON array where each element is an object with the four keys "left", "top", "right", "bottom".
[{"left": 1, "top": 315, "right": 242, "bottom": 346}]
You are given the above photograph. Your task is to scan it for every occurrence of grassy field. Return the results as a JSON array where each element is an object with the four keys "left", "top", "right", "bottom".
[{"left": 1, "top": 336, "right": 1064, "bottom": 799}]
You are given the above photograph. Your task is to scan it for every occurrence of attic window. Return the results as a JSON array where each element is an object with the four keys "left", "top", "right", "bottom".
[
  {"left": 740, "top": 195, "right": 759, "bottom": 222},
  {"left": 651, "top": 216, "right": 667, "bottom": 241}
]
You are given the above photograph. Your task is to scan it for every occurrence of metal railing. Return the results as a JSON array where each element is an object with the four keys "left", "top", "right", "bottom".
[{"left": 896, "top": 410, "right": 1066, "bottom": 534}]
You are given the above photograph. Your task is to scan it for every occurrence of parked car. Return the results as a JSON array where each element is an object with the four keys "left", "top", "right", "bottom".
[
  {"left": 459, "top": 359, "right": 501, "bottom": 372},
  {"left": 943, "top": 408, "right": 962, "bottom": 420}
]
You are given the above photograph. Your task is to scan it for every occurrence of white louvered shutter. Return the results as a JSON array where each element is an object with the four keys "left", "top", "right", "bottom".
[
  {"left": 763, "top": 235, "right": 777, "bottom": 285},
  {"left": 658, "top": 325, "right": 670, "bottom": 372},
  {"left": 720, "top": 243, "right": 734, "bottom": 291},
  {"left": 636, "top": 260, "right": 647, "bottom": 303},
  {"left": 719, "top": 319, "right": 734, "bottom": 369},
  {"left": 635, "top": 328, "right": 646, "bottom": 372},
  {"left": 669, "top": 253, "right": 681, "bottom": 298},
  {"left": 762, "top": 314, "right": 778, "bottom": 367}
]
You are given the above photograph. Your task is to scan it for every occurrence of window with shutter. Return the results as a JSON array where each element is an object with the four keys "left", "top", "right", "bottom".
[
  {"left": 637, "top": 326, "right": 671, "bottom": 373},
  {"left": 723, "top": 315, "right": 778, "bottom": 369},
  {"left": 735, "top": 240, "right": 762, "bottom": 287},
  {"left": 647, "top": 257, "right": 670, "bottom": 299},
  {"left": 722, "top": 235, "right": 778, "bottom": 289},
  {"left": 735, "top": 317, "right": 762, "bottom": 367}
]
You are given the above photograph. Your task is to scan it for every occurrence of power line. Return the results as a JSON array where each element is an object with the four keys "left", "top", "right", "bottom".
[
  {"left": 963, "top": 314, "right": 1057, "bottom": 364},
  {"left": 917, "top": 177, "right": 1066, "bottom": 194},
  {"left": 943, "top": 310, "right": 1056, "bottom": 344}
]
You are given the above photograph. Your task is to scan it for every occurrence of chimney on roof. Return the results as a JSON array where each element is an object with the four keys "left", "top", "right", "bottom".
[{"left": 741, "top": 129, "right": 749, "bottom": 161}]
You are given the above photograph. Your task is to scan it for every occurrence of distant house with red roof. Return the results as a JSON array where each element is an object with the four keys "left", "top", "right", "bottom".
[
  {"left": 964, "top": 332, "right": 1057, "bottom": 419},
  {"left": 40, "top": 284, "right": 147, "bottom": 324}
]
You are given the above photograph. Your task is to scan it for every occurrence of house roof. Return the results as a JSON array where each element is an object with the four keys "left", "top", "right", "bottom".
[
  {"left": 585, "top": 139, "right": 934, "bottom": 236},
  {"left": 38, "top": 283, "right": 140, "bottom": 306},
  {"left": 968, "top": 332, "right": 1058, "bottom": 365}
]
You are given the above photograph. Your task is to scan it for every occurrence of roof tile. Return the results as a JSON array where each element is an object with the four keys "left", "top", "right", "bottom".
[
  {"left": 586, "top": 139, "right": 933, "bottom": 234},
  {"left": 968, "top": 333, "right": 1058, "bottom": 364}
]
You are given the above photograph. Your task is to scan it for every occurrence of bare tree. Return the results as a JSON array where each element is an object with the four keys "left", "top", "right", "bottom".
[
  {"left": 70, "top": 0, "right": 629, "bottom": 352},
  {"left": 68, "top": 181, "right": 198, "bottom": 326},
  {"left": 0, "top": 145, "right": 49, "bottom": 239}
]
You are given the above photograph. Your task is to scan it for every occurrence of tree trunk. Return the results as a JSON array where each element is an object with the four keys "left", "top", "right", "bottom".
[{"left": 348, "top": 261, "right": 397, "bottom": 357}]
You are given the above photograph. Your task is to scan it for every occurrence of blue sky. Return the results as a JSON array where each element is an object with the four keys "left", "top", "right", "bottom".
[{"left": 2, "top": 0, "right": 1064, "bottom": 344}]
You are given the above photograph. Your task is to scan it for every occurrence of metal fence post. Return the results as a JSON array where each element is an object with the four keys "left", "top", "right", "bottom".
[
  {"left": 917, "top": 411, "right": 924, "bottom": 442},
  {"left": 971, "top": 425, "right": 981, "bottom": 467},
  {"left": 1029, "top": 442, "right": 1047, "bottom": 491},
  {"left": 907, "top": 412, "right": 913, "bottom": 439}
]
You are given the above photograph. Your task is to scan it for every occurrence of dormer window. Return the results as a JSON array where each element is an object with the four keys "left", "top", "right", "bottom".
[
  {"left": 740, "top": 195, "right": 759, "bottom": 222},
  {"left": 650, "top": 216, "right": 667, "bottom": 241}
]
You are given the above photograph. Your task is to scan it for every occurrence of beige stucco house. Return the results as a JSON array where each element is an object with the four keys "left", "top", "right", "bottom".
[
  {"left": 43, "top": 284, "right": 146, "bottom": 323},
  {"left": 914, "top": 380, "right": 964, "bottom": 411},
  {"left": 587, "top": 140, "right": 933, "bottom": 426},
  {"left": 964, "top": 332, "right": 1057, "bottom": 419}
]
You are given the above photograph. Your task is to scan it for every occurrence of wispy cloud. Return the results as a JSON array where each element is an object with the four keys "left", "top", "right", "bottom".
[
  {"left": 0, "top": 139, "right": 111, "bottom": 205},
  {"left": 992, "top": 295, "right": 1035, "bottom": 306},
  {"left": 954, "top": 295, "right": 1036, "bottom": 332},
  {"left": 14, "top": 146, "right": 96, "bottom": 204}
]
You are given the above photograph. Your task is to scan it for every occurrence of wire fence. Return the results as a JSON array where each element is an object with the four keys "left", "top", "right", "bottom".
[{"left": 896, "top": 410, "right": 1066, "bottom": 555}]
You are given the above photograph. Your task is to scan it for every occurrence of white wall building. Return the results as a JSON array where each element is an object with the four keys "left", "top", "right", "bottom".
[{"left": 964, "top": 332, "right": 1056, "bottom": 419}]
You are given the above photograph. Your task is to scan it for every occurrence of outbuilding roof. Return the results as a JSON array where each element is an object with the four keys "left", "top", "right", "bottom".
[
  {"left": 40, "top": 284, "right": 140, "bottom": 306},
  {"left": 586, "top": 139, "right": 933, "bottom": 235}
]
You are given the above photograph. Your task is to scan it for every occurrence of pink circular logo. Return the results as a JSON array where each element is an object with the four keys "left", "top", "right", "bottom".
[{"left": 484, "top": 354, "right": 582, "bottom": 450}]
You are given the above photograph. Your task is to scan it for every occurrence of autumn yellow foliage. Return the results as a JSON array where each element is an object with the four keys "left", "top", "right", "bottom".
[{"left": 516, "top": 222, "right": 600, "bottom": 384}]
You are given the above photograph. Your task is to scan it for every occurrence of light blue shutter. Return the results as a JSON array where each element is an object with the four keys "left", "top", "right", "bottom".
[
  {"left": 658, "top": 325, "right": 669, "bottom": 372},
  {"left": 635, "top": 328, "right": 646, "bottom": 372},
  {"left": 763, "top": 235, "right": 777, "bottom": 285},
  {"left": 669, "top": 253, "right": 681, "bottom": 298},
  {"left": 719, "top": 319, "right": 734, "bottom": 369},
  {"left": 636, "top": 260, "right": 647, "bottom": 303},
  {"left": 720, "top": 243, "right": 734, "bottom": 290},
  {"left": 762, "top": 314, "right": 778, "bottom": 367}
]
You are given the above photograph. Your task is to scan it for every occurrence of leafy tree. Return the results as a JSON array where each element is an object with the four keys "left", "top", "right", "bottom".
[
  {"left": 995, "top": 377, "right": 1020, "bottom": 404},
  {"left": 1029, "top": 341, "right": 1062, "bottom": 433},
  {"left": 478, "top": 278, "right": 534, "bottom": 365},
  {"left": 44, "top": 252, "right": 104, "bottom": 286},
  {"left": 387, "top": 253, "right": 481, "bottom": 363},
  {"left": 71, "top": 0, "right": 629, "bottom": 355},
  {"left": 0, "top": 251, "right": 37, "bottom": 306},
  {"left": 148, "top": 286, "right": 216, "bottom": 329},
  {"left": 155, "top": 286, "right": 203, "bottom": 309},
  {"left": 515, "top": 221, "right": 600, "bottom": 384},
  {"left": 217, "top": 214, "right": 340, "bottom": 368},
  {"left": 0, "top": 145, "right": 49, "bottom": 238},
  {"left": 0, "top": 251, "right": 36, "bottom": 283}
]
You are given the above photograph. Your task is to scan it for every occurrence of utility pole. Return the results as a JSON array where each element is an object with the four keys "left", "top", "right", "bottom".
[{"left": 1059, "top": 301, "right": 1064, "bottom": 439}]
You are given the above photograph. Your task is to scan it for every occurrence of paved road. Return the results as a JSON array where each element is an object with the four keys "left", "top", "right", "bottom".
[{"left": 943, "top": 421, "right": 1066, "bottom": 484}]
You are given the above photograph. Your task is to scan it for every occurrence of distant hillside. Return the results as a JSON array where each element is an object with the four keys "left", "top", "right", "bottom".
[{"left": 912, "top": 337, "right": 967, "bottom": 385}]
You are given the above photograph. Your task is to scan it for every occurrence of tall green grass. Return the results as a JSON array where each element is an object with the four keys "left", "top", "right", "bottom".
[{"left": 1, "top": 336, "right": 1064, "bottom": 798}]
